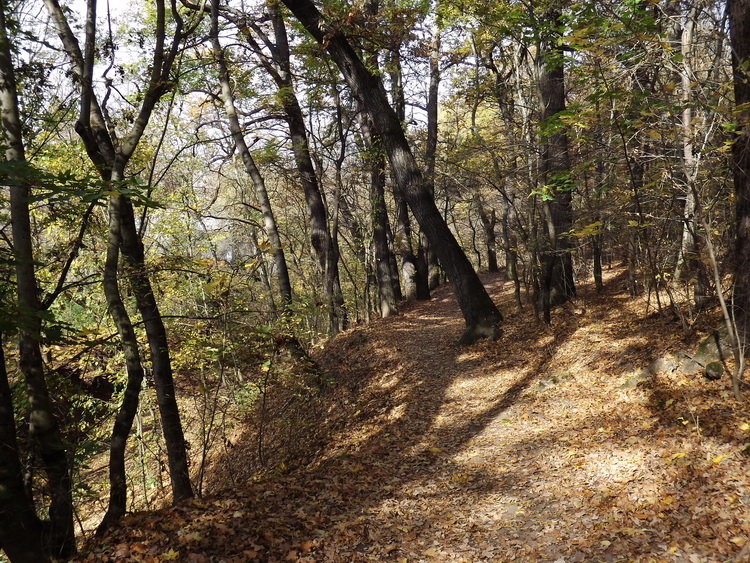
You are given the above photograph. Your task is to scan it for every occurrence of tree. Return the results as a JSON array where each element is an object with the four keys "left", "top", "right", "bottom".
[
  {"left": 0, "top": 1, "right": 75, "bottom": 556},
  {"left": 536, "top": 6, "right": 576, "bottom": 322},
  {"left": 42, "top": 0, "right": 197, "bottom": 530},
  {"left": 226, "top": 1, "right": 348, "bottom": 333},
  {"left": 208, "top": 0, "right": 293, "bottom": 311},
  {"left": 729, "top": 0, "right": 750, "bottom": 342},
  {"left": 281, "top": 0, "right": 503, "bottom": 344}
]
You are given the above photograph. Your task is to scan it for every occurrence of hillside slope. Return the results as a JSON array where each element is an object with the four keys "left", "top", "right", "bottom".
[{"left": 73, "top": 271, "right": 750, "bottom": 562}]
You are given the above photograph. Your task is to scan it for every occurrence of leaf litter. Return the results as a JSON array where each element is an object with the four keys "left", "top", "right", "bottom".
[{"left": 72, "top": 270, "right": 750, "bottom": 562}]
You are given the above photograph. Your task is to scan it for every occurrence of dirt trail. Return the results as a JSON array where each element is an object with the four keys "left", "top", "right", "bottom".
[{"left": 77, "top": 272, "right": 750, "bottom": 562}]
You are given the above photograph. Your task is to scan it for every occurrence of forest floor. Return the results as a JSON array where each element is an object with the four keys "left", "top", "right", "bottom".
[{"left": 72, "top": 269, "right": 750, "bottom": 562}]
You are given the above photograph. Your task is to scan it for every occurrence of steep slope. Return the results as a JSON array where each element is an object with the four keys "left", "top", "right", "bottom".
[{"left": 72, "top": 271, "right": 750, "bottom": 562}]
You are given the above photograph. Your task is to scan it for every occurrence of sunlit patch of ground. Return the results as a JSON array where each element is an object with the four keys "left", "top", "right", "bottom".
[{"left": 72, "top": 270, "right": 750, "bottom": 562}]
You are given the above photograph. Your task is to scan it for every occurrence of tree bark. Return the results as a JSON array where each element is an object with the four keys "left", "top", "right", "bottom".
[
  {"left": 359, "top": 113, "right": 398, "bottom": 317},
  {"left": 536, "top": 8, "right": 576, "bottom": 323},
  {"left": 95, "top": 198, "right": 147, "bottom": 535},
  {"left": 0, "top": 4, "right": 75, "bottom": 555},
  {"left": 281, "top": 0, "right": 502, "bottom": 342},
  {"left": 729, "top": 0, "right": 750, "bottom": 338},
  {"left": 424, "top": 33, "right": 442, "bottom": 290},
  {"left": 242, "top": 4, "right": 347, "bottom": 333},
  {"left": 0, "top": 336, "right": 49, "bottom": 563}
]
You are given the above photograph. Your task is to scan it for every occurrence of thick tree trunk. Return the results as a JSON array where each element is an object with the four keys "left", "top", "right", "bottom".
[
  {"left": 536, "top": 9, "right": 576, "bottom": 323},
  {"left": 729, "top": 0, "right": 750, "bottom": 338},
  {"left": 0, "top": 338, "right": 49, "bottom": 563},
  {"left": 282, "top": 0, "right": 502, "bottom": 342},
  {"left": 0, "top": 6, "right": 75, "bottom": 555}
]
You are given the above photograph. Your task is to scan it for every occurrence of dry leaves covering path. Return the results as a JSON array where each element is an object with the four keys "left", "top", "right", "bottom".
[{"left": 77, "top": 271, "right": 750, "bottom": 562}]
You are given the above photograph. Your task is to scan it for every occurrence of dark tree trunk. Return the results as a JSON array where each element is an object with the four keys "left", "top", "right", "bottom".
[
  {"left": 281, "top": 0, "right": 502, "bottom": 342},
  {"left": 360, "top": 114, "right": 398, "bottom": 317},
  {"left": 536, "top": 9, "right": 575, "bottom": 323},
  {"left": 424, "top": 35, "right": 442, "bottom": 290},
  {"left": 390, "top": 45, "right": 437, "bottom": 301},
  {"left": 0, "top": 5, "right": 75, "bottom": 555},
  {"left": 118, "top": 198, "right": 193, "bottom": 502},
  {"left": 478, "top": 202, "right": 499, "bottom": 272},
  {"left": 729, "top": 0, "right": 750, "bottom": 337},
  {"left": 501, "top": 196, "right": 522, "bottom": 310},
  {"left": 0, "top": 337, "right": 49, "bottom": 563},
  {"left": 95, "top": 196, "right": 147, "bottom": 536}
]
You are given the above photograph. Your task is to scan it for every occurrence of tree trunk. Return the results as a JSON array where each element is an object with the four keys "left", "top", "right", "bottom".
[
  {"left": 395, "top": 189, "right": 418, "bottom": 301},
  {"left": 281, "top": 0, "right": 502, "bottom": 343},
  {"left": 390, "top": 47, "right": 430, "bottom": 299},
  {"left": 43, "top": 0, "right": 194, "bottom": 512},
  {"left": 536, "top": 8, "right": 576, "bottom": 323},
  {"left": 210, "top": 0, "right": 293, "bottom": 310},
  {"left": 359, "top": 114, "right": 398, "bottom": 317},
  {"left": 117, "top": 197, "right": 194, "bottom": 503},
  {"left": 250, "top": 4, "right": 347, "bottom": 333},
  {"left": 478, "top": 202, "right": 499, "bottom": 272},
  {"left": 729, "top": 0, "right": 750, "bottom": 338},
  {"left": 424, "top": 33, "right": 442, "bottom": 290},
  {"left": 0, "top": 5, "right": 75, "bottom": 555},
  {"left": 96, "top": 196, "right": 147, "bottom": 535},
  {"left": 0, "top": 336, "right": 49, "bottom": 563}
]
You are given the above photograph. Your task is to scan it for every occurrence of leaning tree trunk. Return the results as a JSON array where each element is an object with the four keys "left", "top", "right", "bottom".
[
  {"left": 0, "top": 5, "right": 75, "bottom": 555},
  {"left": 210, "top": 2, "right": 293, "bottom": 310},
  {"left": 282, "top": 0, "right": 502, "bottom": 343},
  {"left": 246, "top": 4, "right": 347, "bottom": 333},
  {"left": 536, "top": 8, "right": 576, "bottom": 324}
]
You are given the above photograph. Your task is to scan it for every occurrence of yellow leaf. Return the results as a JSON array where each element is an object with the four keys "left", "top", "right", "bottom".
[
  {"left": 740, "top": 423, "right": 750, "bottom": 431},
  {"left": 712, "top": 455, "right": 724, "bottom": 464},
  {"left": 428, "top": 447, "right": 442, "bottom": 454},
  {"left": 181, "top": 531, "right": 202, "bottom": 543},
  {"left": 161, "top": 549, "right": 180, "bottom": 561},
  {"left": 670, "top": 452, "right": 686, "bottom": 461},
  {"left": 424, "top": 548, "right": 439, "bottom": 557},
  {"left": 730, "top": 536, "right": 747, "bottom": 546}
]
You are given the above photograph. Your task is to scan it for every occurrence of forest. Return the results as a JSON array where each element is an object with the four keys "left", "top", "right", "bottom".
[{"left": 2, "top": 0, "right": 750, "bottom": 560}]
